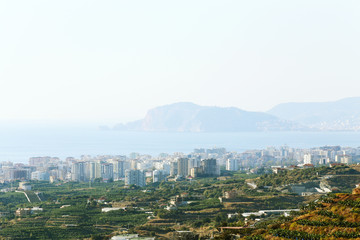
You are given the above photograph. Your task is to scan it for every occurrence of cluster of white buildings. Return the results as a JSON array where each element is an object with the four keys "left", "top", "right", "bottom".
[
  {"left": 1, "top": 146, "right": 359, "bottom": 186},
  {"left": 0, "top": 148, "right": 224, "bottom": 187},
  {"left": 302, "top": 146, "right": 355, "bottom": 165},
  {"left": 223, "top": 145, "right": 360, "bottom": 171}
]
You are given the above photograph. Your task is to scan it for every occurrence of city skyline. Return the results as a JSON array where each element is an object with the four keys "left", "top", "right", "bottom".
[{"left": 1, "top": 144, "right": 357, "bottom": 183}]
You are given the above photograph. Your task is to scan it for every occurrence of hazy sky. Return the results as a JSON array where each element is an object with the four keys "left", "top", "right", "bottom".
[{"left": 1, "top": 0, "right": 359, "bottom": 124}]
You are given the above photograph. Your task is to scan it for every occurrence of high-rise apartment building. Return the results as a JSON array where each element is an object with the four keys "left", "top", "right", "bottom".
[
  {"left": 71, "top": 162, "right": 86, "bottom": 182},
  {"left": 125, "top": 169, "right": 146, "bottom": 187},
  {"left": 131, "top": 160, "right": 138, "bottom": 170},
  {"left": 31, "top": 171, "right": 50, "bottom": 181},
  {"left": 303, "top": 153, "right": 312, "bottom": 165},
  {"left": 188, "top": 158, "right": 200, "bottom": 173},
  {"left": 226, "top": 159, "right": 238, "bottom": 171},
  {"left": 153, "top": 170, "right": 167, "bottom": 183},
  {"left": 4, "top": 168, "right": 30, "bottom": 181},
  {"left": 170, "top": 162, "right": 178, "bottom": 176},
  {"left": 201, "top": 158, "right": 219, "bottom": 176},
  {"left": 111, "top": 160, "right": 125, "bottom": 179},
  {"left": 177, "top": 158, "right": 189, "bottom": 177},
  {"left": 101, "top": 163, "right": 114, "bottom": 181}
]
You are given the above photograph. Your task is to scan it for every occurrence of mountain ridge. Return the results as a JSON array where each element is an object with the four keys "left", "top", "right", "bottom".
[
  {"left": 113, "top": 97, "right": 360, "bottom": 132},
  {"left": 268, "top": 97, "right": 360, "bottom": 131},
  {"left": 114, "top": 102, "right": 304, "bottom": 132}
]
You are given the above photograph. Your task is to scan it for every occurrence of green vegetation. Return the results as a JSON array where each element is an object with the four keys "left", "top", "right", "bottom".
[
  {"left": 270, "top": 229, "right": 324, "bottom": 240},
  {"left": 238, "top": 191, "right": 360, "bottom": 239},
  {"left": 1, "top": 165, "right": 360, "bottom": 239},
  {"left": 256, "top": 165, "right": 360, "bottom": 188}
]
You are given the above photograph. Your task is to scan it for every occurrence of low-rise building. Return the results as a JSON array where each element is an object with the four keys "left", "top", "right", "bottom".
[
  {"left": 15, "top": 207, "right": 43, "bottom": 217},
  {"left": 18, "top": 182, "right": 31, "bottom": 191}
]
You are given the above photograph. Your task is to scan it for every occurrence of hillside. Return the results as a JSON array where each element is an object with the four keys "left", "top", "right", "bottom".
[
  {"left": 2, "top": 166, "right": 360, "bottom": 239},
  {"left": 268, "top": 97, "right": 360, "bottom": 131},
  {"left": 235, "top": 190, "right": 360, "bottom": 240},
  {"left": 114, "top": 102, "right": 304, "bottom": 132},
  {"left": 255, "top": 165, "right": 360, "bottom": 190}
]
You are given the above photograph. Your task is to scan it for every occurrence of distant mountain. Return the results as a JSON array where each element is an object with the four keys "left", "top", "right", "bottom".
[
  {"left": 268, "top": 97, "right": 360, "bottom": 131},
  {"left": 114, "top": 102, "right": 304, "bottom": 132}
]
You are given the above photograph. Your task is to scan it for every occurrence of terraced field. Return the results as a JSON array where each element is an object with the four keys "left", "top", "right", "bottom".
[
  {"left": 239, "top": 190, "right": 360, "bottom": 239},
  {"left": 25, "top": 191, "right": 41, "bottom": 203}
]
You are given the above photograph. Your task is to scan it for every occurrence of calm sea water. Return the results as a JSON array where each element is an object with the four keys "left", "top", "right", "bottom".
[{"left": 0, "top": 126, "right": 360, "bottom": 163}]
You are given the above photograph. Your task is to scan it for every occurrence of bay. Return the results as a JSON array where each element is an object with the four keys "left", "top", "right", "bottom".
[{"left": 0, "top": 125, "right": 359, "bottom": 163}]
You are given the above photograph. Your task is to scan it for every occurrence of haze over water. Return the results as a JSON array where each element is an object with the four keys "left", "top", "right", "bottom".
[{"left": 1, "top": 126, "right": 360, "bottom": 163}]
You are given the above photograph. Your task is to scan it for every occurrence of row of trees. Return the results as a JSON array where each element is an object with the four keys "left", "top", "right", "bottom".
[
  {"left": 297, "top": 219, "right": 359, "bottom": 228},
  {"left": 270, "top": 229, "right": 324, "bottom": 240}
]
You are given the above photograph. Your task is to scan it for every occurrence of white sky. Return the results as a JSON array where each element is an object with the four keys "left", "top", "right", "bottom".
[{"left": 0, "top": 0, "right": 359, "bottom": 124}]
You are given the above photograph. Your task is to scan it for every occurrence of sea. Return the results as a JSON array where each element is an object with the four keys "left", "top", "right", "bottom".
[{"left": 0, "top": 125, "right": 360, "bottom": 163}]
